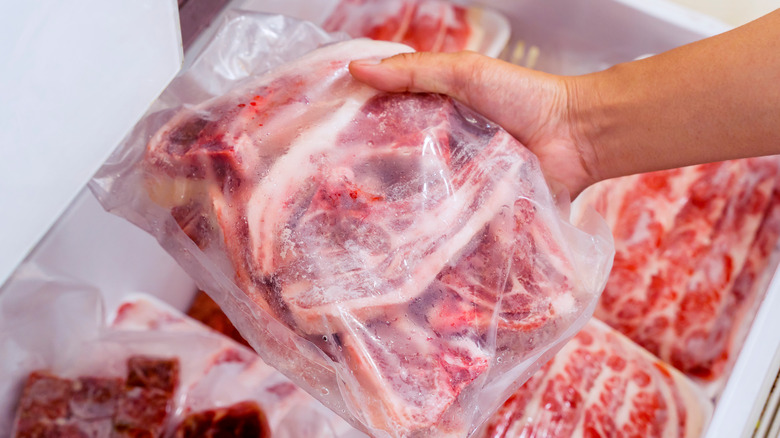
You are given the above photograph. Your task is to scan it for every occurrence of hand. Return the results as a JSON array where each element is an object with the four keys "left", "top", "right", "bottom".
[
  {"left": 351, "top": 9, "right": 780, "bottom": 199},
  {"left": 349, "top": 51, "right": 600, "bottom": 197}
]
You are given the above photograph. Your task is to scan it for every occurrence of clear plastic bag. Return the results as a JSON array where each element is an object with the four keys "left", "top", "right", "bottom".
[
  {"left": 90, "top": 11, "right": 613, "bottom": 437},
  {"left": 111, "top": 295, "right": 365, "bottom": 438},
  {"left": 0, "top": 268, "right": 362, "bottom": 437}
]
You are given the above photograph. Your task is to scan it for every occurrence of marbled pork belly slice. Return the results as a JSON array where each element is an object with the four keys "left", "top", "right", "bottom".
[
  {"left": 323, "top": 0, "right": 475, "bottom": 52},
  {"left": 481, "top": 319, "right": 712, "bottom": 438},
  {"left": 693, "top": 173, "right": 780, "bottom": 383},
  {"left": 334, "top": 312, "right": 489, "bottom": 436},
  {"left": 579, "top": 167, "right": 708, "bottom": 321},
  {"left": 144, "top": 40, "right": 414, "bottom": 318},
  {"left": 426, "top": 149, "right": 599, "bottom": 373},
  {"left": 586, "top": 157, "right": 780, "bottom": 380},
  {"left": 303, "top": 128, "right": 593, "bottom": 435},
  {"left": 397, "top": 0, "right": 469, "bottom": 52},
  {"left": 266, "top": 96, "right": 522, "bottom": 334},
  {"left": 323, "top": 0, "right": 416, "bottom": 43}
]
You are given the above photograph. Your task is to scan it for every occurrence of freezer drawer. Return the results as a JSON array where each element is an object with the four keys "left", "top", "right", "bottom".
[{"left": 1, "top": 0, "right": 776, "bottom": 437}]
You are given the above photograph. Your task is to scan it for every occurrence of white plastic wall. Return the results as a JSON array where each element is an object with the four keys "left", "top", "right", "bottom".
[{"left": 0, "top": 0, "right": 183, "bottom": 285}]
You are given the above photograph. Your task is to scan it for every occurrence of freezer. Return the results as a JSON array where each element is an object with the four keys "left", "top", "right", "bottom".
[{"left": 1, "top": 0, "right": 778, "bottom": 437}]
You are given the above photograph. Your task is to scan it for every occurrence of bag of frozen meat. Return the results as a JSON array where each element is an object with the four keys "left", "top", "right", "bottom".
[{"left": 90, "top": 11, "right": 613, "bottom": 438}]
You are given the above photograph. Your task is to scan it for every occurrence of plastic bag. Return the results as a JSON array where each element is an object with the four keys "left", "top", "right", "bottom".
[
  {"left": 478, "top": 318, "right": 713, "bottom": 438},
  {"left": 111, "top": 296, "right": 365, "bottom": 438},
  {"left": 0, "top": 268, "right": 362, "bottom": 437},
  {"left": 90, "top": 11, "right": 613, "bottom": 437}
]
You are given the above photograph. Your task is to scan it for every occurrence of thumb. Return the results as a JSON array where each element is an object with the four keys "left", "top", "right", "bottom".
[{"left": 349, "top": 51, "right": 486, "bottom": 106}]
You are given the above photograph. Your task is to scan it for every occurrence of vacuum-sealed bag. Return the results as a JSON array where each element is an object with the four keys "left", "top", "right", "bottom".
[{"left": 90, "top": 11, "right": 613, "bottom": 437}]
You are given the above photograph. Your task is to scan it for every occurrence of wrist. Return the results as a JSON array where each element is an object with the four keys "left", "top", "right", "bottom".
[{"left": 562, "top": 72, "right": 609, "bottom": 190}]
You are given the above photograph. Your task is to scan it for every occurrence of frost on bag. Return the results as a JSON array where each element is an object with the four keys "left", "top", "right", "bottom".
[{"left": 90, "top": 12, "right": 613, "bottom": 437}]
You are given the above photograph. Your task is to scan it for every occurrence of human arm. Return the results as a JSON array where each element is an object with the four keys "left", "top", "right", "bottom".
[{"left": 349, "top": 9, "right": 780, "bottom": 197}]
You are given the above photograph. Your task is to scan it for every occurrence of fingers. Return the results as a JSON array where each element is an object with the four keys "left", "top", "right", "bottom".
[{"left": 349, "top": 51, "right": 486, "bottom": 105}]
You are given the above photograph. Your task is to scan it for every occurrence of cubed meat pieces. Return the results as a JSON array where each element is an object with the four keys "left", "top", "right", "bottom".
[{"left": 173, "top": 401, "right": 271, "bottom": 438}]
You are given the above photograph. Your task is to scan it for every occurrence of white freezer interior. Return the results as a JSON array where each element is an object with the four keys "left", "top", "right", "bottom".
[
  {"left": 1, "top": 0, "right": 777, "bottom": 437},
  {"left": 0, "top": 0, "right": 183, "bottom": 287}
]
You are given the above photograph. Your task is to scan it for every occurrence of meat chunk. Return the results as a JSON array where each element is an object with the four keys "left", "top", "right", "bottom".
[
  {"left": 125, "top": 357, "right": 179, "bottom": 394},
  {"left": 480, "top": 319, "right": 712, "bottom": 438},
  {"left": 13, "top": 372, "right": 75, "bottom": 437},
  {"left": 142, "top": 39, "right": 611, "bottom": 436},
  {"left": 187, "top": 290, "right": 251, "bottom": 347},
  {"left": 578, "top": 157, "right": 780, "bottom": 384},
  {"left": 71, "top": 377, "right": 123, "bottom": 421},
  {"left": 113, "top": 357, "right": 179, "bottom": 437},
  {"left": 173, "top": 401, "right": 270, "bottom": 438},
  {"left": 9, "top": 358, "right": 177, "bottom": 437}
]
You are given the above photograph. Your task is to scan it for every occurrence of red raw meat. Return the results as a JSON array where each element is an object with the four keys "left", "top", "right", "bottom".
[
  {"left": 12, "top": 372, "right": 136, "bottom": 438},
  {"left": 13, "top": 372, "right": 74, "bottom": 437},
  {"left": 142, "top": 40, "right": 609, "bottom": 436},
  {"left": 187, "top": 290, "right": 251, "bottom": 347},
  {"left": 71, "top": 377, "right": 123, "bottom": 420},
  {"left": 113, "top": 357, "right": 179, "bottom": 437},
  {"left": 14, "top": 368, "right": 171, "bottom": 438},
  {"left": 125, "top": 356, "right": 179, "bottom": 394},
  {"left": 111, "top": 297, "right": 359, "bottom": 437},
  {"left": 705, "top": 181, "right": 780, "bottom": 381},
  {"left": 580, "top": 157, "right": 780, "bottom": 383},
  {"left": 323, "top": 0, "right": 472, "bottom": 52},
  {"left": 480, "top": 319, "right": 711, "bottom": 438},
  {"left": 173, "top": 401, "right": 271, "bottom": 438}
]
